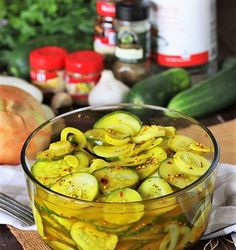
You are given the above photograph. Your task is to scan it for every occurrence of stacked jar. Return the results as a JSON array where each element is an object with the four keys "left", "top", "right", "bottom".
[
  {"left": 94, "top": 0, "right": 116, "bottom": 68},
  {"left": 64, "top": 51, "right": 104, "bottom": 106},
  {"left": 29, "top": 46, "right": 68, "bottom": 98},
  {"left": 113, "top": 0, "right": 151, "bottom": 87}
]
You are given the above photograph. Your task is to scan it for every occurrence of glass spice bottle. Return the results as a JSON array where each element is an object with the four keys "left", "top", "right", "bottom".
[
  {"left": 113, "top": 0, "right": 151, "bottom": 87},
  {"left": 64, "top": 50, "right": 104, "bottom": 106},
  {"left": 94, "top": 0, "right": 116, "bottom": 68}
]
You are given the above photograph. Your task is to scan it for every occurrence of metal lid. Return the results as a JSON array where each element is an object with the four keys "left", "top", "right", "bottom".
[{"left": 116, "top": 0, "right": 150, "bottom": 21}]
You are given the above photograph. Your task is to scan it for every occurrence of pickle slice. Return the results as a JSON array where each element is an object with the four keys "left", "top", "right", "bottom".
[
  {"left": 104, "top": 188, "right": 144, "bottom": 225},
  {"left": 32, "top": 159, "right": 82, "bottom": 186},
  {"left": 50, "top": 172, "right": 99, "bottom": 201},
  {"left": 93, "top": 167, "right": 139, "bottom": 194},
  {"left": 37, "top": 140, "right": 74, "bottom": 160},
  {"left": 138, "top": 177, "right": 173, "bottom": 200},
  {"left": 189, "top": 142, "right": 211, "bottom": 153},
  {"left": 93, "top": 143, "right": 135, "bottom": 158},
  {"left": 45, "top": 225, "right": 76, "bottom": 247},
  {"left": 48, "top": 241, "right": 75, "bottom": 250},
  {"left": 146, "top": 146, "right": 167, "bottom": 161},
  {"left": 131, "top": 125, "right": 165, "bottom": 144},
  {"left": 135, "top": 157, "right": 161, "bottom": 180},
  {"left": 104, "top": 130, "right": 130, "bottom": 146},
  {"left": 94, "top": 111, "right": 142, "bottom": 136},
  {"left": 159, "top": 158, "right": 198, "bottom": 189},
  {"left": 85, "top": 128, "right": 106, "bottom": 146},
  {"left": 168, "top": 135, "right": 195, "bottom": 152},
  {"left": 174, "top": 151, "right": 210, "bottom": 176},
  {"left": 70, "top": 221, "right": 118, "bottom": 250},
  {"left": 51, "top": 214, "right": 76, "bottom": 231},
  {"left": 74, "top": 151, "right": 90, "bottom": 168},
  {"left": 33, "top": 206, "right": 44, "bottom": 237}
]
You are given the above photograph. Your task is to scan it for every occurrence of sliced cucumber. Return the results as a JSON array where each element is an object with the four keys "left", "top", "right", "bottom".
[
  {"left": 85, "top": 128, "right": 106, "bottom": 146},
  {"left": 64, "top": 155, "right": 79, "bottom": 168},
  {"left": 31, "top": 159, "right": 82, "bottom": 186},
  {"left": 50, "top": 172, "right": 99, "bottom": 201},
  {"left": 93, "top": 167, "right": 139, "bottom": 194},
  {"left": 104, "top": 188, "right": 144, "bottom": 225},
  {"left": 45, "top": 225, "right": 76, "bottom": 247},
  {"left": 138, "top": 177, "right": 173, "bottom": 200},
  {"left": 104, "top": 130, "right": 130, "bottom": 146},
  {"left": 174, "top": 151, "right": 210, "bottom": 176},
  {"left": 48, "top": 241, "right": 76, "bottom": 250},
  {"left": 94, "top": 111, "right": 142, "bottom": 136},
  {"left": 146, "top": 146, "right": 167, "bottom": 161},
  {"left": 70, "top": 221, "right": 118, "bottom": 250},
  {"left": 33, "top": 206, "right": 44, "bottom": 238},
  {"left": 51, "top": 214, "right": 76, "bottom": 231},
  {"left": 168, "top": 135, "right": 195, "bottom": 152},
  {"left": 37, "top": 141, "right": 74, "bottom": 160},
  {"left": 135, "top": 157, "right": 161, "bottom": 180},
  {"left": 163, "top": 126, "right": 176, "bottom": 137},
  {"left": 159, "top": 158, "right": 198, "bottom": 189},
  {"left": 74, "top": 151, "right": 90, "bottom": 168},
  {"left": 189, "top": 142, "right": 211, "bottom": 153},
  {"left": 90, "top": 159, "right": 109, "bottom": 173},
  {"left": 93, "top": 143, "right": 135, "bottom": 158},
  {"left": 131, "top": 125, "right": 165, "bottom": 144},
  {"left": 160, "top": 223, "right": 191, "bottom": 250}
]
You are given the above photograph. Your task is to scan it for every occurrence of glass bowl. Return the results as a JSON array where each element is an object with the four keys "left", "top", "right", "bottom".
[{"left": 21, "top": 104, "right": 220, "bottom": 250}]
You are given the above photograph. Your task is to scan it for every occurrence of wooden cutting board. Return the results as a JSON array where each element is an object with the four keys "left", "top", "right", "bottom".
[{"left": 209, "top": 119, "right": 236, "bottom": 164}]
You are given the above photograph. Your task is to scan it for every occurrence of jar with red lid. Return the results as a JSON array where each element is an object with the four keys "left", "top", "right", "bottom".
[
  {"left": 29, "top": 46, "right": 68, "bottom": 95},
  {"left": 65, "top": 50, "right": 104, "bottom": 106},
  {"left": 94, "top": 0, "right": 116, "bottom": 68}
]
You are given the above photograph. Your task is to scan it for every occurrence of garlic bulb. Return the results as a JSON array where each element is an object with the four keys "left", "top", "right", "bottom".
[{"left": 88, "top": 70, "right": 130, "bottom": 106}]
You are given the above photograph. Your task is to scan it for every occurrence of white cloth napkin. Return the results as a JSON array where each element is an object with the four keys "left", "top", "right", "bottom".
[{"left": 0, "top": 163, "right": 236, "bottom": 246}]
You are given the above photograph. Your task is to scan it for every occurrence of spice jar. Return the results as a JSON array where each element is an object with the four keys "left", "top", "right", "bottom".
[
  {"left": 65, "top": 51, "right": 104, "bottom": 106},
  {"left": 113, "top": 0, "right": 151, "bottom": 87},
  {"left": 94, "top": 0, "right": 116, "bottom": 68},
  {"left": 29, "top": 46, "right": 68, "bottom": 95}
]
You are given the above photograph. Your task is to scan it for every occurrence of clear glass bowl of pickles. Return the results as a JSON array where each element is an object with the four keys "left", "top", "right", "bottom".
[{"left": 21, "top": 103, "right": 219, "bottom": 250}]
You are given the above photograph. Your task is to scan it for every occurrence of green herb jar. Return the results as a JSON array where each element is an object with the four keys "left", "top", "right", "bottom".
[{"left": 113, "top": 0, "right": 151, "bottom": 87}]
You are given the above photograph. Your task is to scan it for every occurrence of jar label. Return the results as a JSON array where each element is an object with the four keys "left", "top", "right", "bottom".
[
  {"left": 94, "top": 29, "right": 116, "bottom": 55},
  {"left": 150, "top": 0, "right": 217, "bottom": 67},
  {"left": 115, "top": 28, "right": 150, "bottom": 63},
  {"left": 65, "top": 75, "right": 99, "bottom": 104},
  {"left": 30, "top": 70, "right": 63, "bottom": 93},
  {"left": 96, "top": 1, "right": 115, "bottom": 17}
]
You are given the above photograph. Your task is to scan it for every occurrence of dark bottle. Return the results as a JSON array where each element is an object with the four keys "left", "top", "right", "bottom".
[{"left": 113, "top": 0, "right": 151, "bottom": 87}]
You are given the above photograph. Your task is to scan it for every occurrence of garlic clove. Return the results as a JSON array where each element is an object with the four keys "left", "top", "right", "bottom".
[{"left": 88, "top": 70, "right": 130, "bottom": 106}]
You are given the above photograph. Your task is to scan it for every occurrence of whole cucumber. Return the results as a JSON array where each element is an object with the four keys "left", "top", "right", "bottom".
[
  {"left": 123, "top": 68, "right": 191, "bottom": 107},
  {"left": 167, "top": 58, "right": 236, "bottom": 118}
]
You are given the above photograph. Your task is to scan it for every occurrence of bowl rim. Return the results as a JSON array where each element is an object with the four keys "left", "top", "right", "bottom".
[{"left": 21, "top": 103, "right": 220, "bottom": 206}]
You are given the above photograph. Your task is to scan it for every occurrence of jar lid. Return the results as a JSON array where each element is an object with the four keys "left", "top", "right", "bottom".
[
  {"left": 65, "top": 51, "right": 104, "bottom": 74},
  {"left": 116, "top": 0, "right": 150, "bottom": 21},
  {"left": 96, "top": 1, "right": 116, "bottom": 17},
  {"left": 29, "top": 46, "right": 68, "bottom": 70}
]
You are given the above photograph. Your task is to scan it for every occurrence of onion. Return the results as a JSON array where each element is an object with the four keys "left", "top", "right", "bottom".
[{"left": 0, "top": 85, "right": 49, "bottom": 165}]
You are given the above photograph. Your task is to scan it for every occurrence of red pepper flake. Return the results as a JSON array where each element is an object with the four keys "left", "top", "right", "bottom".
[
  {"left": 119, "top": 191, "right": 124, "bottom": 197},
  {"left": 100, "top": 178, "right": 109, "bottom": 185}
]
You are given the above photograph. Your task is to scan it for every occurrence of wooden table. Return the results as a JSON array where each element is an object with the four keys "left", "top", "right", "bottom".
[{"left": 0, "top": 104, "right": 236, "bottom": 250}]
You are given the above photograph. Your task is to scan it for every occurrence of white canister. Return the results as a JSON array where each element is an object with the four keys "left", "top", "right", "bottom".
[{"left": 150, "top": 0, "right": 218, "bottom": 75}]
